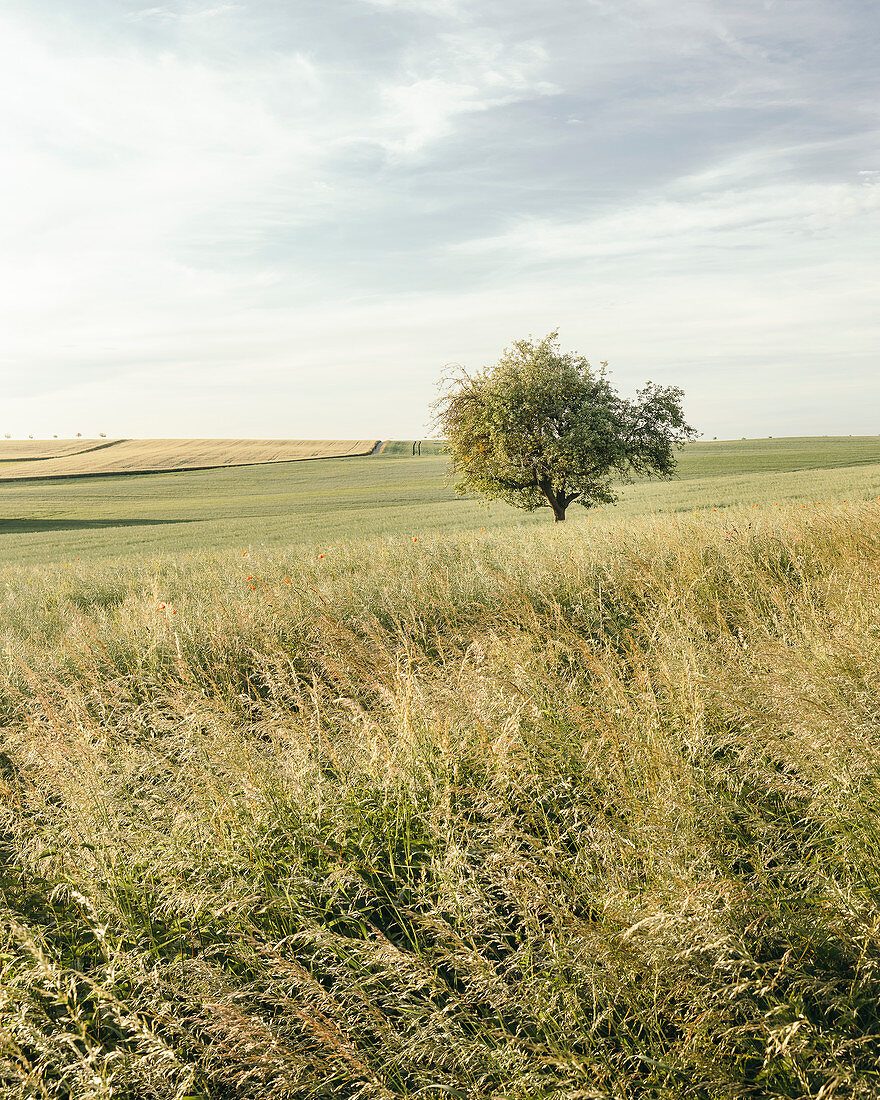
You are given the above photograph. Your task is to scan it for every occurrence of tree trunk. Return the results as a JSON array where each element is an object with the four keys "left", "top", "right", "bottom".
[{"left": 539, "top": 479, "right": 568, "bottom": 522}]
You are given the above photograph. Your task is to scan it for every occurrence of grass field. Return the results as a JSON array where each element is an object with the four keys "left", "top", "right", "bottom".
[
  {"left": 0, "top": 439, "right": 379, "bottom": 480},
  {"left": 2, "top": 496, "right": 880, "bottom": 1097},
  {"left": 2, "top": 438, "right": 880, "bottom": 1096},
  {"left": 0, "top": 436, "right": 878, "bottom": 566}
]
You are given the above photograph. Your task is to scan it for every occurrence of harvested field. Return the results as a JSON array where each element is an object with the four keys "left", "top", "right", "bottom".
[
  {"left": 0, "top": 438, "right": 379, "bottom": 479},
  {"left": 0, "top": 439, "right": 116, "bottom": 462}
]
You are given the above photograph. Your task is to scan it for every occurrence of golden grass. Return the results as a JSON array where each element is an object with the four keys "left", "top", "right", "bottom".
[
  {"left": 2, "top": 502, "right": 880, "bottom": 1096},
  {"left": 0, "top": 438, "right": 379, "bottom": 478}
]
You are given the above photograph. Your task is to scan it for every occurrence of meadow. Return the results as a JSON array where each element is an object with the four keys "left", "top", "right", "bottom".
[
  {"left": 0, "top": 436, "right": 878, "bottom": 566},
  {"left": 1, "top": 438, "right": 880, "bottom": 1098}
]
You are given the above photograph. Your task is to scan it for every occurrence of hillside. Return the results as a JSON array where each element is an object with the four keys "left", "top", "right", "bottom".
[
  {"left": 0, "top": 438, "right": 117, "bottom": 462},
  {"left": 675, "top": 435, "right": 880, "bottom": 478},
  {"left": 0, "top": 438, "right": 379, "bottom": 479}
]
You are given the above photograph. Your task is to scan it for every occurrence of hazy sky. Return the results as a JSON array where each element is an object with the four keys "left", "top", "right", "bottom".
[{"left": 1, "top": 0, "right": 877, "bottom": 440}]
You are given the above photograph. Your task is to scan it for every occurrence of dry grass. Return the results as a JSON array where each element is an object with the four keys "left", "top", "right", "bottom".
[
  {"left": 0, "top": 440, "right": 379, "bottom": 479},
  {"left": 1, "top": 503, "right": 880, "bottom": 1097}
]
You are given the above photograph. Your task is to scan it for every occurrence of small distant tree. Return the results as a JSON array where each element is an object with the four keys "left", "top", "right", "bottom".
[
  {"left": 28, "top": 435, "right": 33, "bottom": 440},
  {"left": 3, "top": 434, "right": 10, "bottom": 440},
  {"left": 76, "top": 432, "right": 82, "bottom": 438},
  {"left": 99, "top": 432, "right": 107, "bottom": 438},
  {"left": 433, "top": 332, "right": 697, "bottom": 522}
]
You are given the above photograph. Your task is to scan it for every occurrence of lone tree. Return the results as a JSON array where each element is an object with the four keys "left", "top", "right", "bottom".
[{"left": 433, "top": 332, "right": 697, "bottom": 522}]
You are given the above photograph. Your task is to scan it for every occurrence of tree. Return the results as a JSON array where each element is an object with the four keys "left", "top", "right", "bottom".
[{"left": 432, "top": 332, "right": 697, "bottom": 522}]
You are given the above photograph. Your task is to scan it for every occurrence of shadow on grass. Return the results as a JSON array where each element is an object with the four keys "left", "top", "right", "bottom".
[{"left": 0, "top": 519, "right": 193, "bottom": 534}]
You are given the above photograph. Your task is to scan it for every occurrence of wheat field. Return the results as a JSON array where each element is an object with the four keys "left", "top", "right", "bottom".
[
  {"left": 0, "top": 439, "right": 379, "bottom": 479},
  {"left": 0, "top": 439, "right": 114, "bottom": 463}
]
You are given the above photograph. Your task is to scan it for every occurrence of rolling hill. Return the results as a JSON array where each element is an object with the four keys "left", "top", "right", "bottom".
[{"left": 0, "top": 438, "right": 379, "bottom": 479}]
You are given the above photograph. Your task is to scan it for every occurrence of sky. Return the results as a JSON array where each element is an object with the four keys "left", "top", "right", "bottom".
[{"left": 1, "top": 0, "right": 877, "bottom": 440}]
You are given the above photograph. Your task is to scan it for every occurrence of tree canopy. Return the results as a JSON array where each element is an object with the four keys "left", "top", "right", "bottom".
[{"left": 433, "top": 332, "right": 697, "bottom": 521}]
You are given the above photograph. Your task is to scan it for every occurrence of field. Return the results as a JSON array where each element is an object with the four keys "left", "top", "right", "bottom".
[
  {"left": 0, "top": 436, "right": 878, "bottom": 566},
  {"left": 2, "top": 438, "right": 880, "bottom": 1098},
  {"left": 0, "top": 440, "right": 114, "bottom": 463},
  {"left": 0, "top": 439, "right": 379, "bottom": 480}
]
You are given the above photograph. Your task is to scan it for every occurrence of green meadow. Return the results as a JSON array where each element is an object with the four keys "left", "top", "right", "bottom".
[
  {"left": 2, "top": 437, "right": 880, "bottom": 1098},
  {"left": 1, "top": 436, "right": 878, "bottom": 565}
]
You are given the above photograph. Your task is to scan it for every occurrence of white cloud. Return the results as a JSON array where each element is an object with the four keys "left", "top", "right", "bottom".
[
  {"left": 357, "top": 0, "right": 467, "bottom": 16},
  {"left": 372, "top": 31, "right": 558, "bottom": 155},
  {"left": 0, "top": 0, "right": 877, "bottom": 439},
  {"left": 127, "top": 3, "right": 242, "bottom": 22},
  {"left": 184, "top": 4, "right": 242, "bottom": 19},
  {"left": 127, "top": 7, "right": 176, "bottom": 22},
  {"left": 453, "top": 171, "right": 880, "bottom": 261},
  {"left": 379, "top": 72, "right": 558, "bottom": 155}
]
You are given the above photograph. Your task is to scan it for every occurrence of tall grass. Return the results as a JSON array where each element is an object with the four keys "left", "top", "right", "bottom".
[{"left": 2, "top": 502, "right": 880, "bottom": 1097}]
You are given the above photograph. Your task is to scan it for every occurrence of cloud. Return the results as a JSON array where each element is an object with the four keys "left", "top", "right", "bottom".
[
  {"left": 127, "top": 3, "right": 242, "bottom": 23},
  {"left": 127, "top": 7, "right": 176, "bottom": 21},
  {"left": 0, "top": 0, "right": 877, "bottom": 439},
  {"left": 377, "top": 36, "right": 559, "bottom": 155},
  {"left": 357, "top": 0, "right": 467, "bottom": 16},
  {"left": 185, "top": 4, "right": 242, "bottom": 18},
  {"left": 453, "top": 166, "right": 880, "bottom": 263}
]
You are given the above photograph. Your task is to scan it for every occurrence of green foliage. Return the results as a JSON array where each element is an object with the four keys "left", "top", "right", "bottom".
[{"left": 434, "top": 332, "right": 697, "bottom": 519}]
